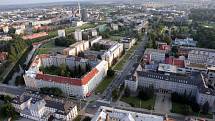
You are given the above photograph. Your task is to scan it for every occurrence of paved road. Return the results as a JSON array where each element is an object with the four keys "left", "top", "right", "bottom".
[{"left": 102, "top": 32, "right": 148, "bottom": 101}]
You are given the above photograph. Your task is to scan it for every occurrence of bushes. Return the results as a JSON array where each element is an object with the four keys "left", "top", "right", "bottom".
[
  {"left": 0, "top": 103, "right": 19, "bottom": 119},
  {"left": 15, "top": 75, "right": 25, "bottom": 86},
  {"left": 107, "top": 69, "right": 115, "bottom": 77},
  {"left": 54, "top": 37, "right": 75, "bottom": 47},
  {"left": 124, "top": 87, "right": 131, "bottom": 97},
  {"left": 40, "top": 87, "right": 63, "bottom": 97},
  {"left": 138, "top": 86, "right": 154, "bottom": 101},
  {"left": 91, "top": 43, "right": 107, "bottom": 51},
  {"left": 171, "top": 92, "right": 201, "bottom": 115}
]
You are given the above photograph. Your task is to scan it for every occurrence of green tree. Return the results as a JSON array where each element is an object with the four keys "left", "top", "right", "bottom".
[
  {"left": 0, "top": 103, "right": 17, "bottom": 118},
  {"left": 164, "top": 35, "right": 172, "bottom": 45},
  {"left": 8, "top": 46, "right": 18, "bottom": 62},
  {"left": 202, "top": 101, "right": 209, "bottom": 114},
  {"left": 107, "top": 69, "right": 115, "bottom": 77},
  {"left": 124, "top": 87, "right": 131, "bottom": 97}
]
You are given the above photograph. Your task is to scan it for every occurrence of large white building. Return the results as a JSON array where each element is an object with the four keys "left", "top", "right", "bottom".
[
  {"left": 91, "top": 29, "right": 98, "bottom": 37},
  {"left": 24, "top": 54, "right": 108, "bottom": 98},
  {"left": 31, "top": 20, "right": 52, "bottom": 26},
  {"left": 74, "top": 28, "right": 82, "bottom": 41},
  {"left": 102, "top": 43, "right": 124, "bottom": 67},
  {"left": 63, "top": 41, "right": 90, "bottom": 56},
  {"left": 11, "top": 94, "right": 78, "bottom": 121},
  {"left": 91, "top": 106, "right": 164, "bottom": 121},
  {"left": 120, "top": 37, "right": 136, "bottom": 50},
  {"left": 58, "top": 29, "right": 66, "bottom": 37},
  {"left": 144, "top": 49, "right": 166, "bottom": 63},
  {"left": 125, "top": 65, "right": 215, "bottom": 108}
]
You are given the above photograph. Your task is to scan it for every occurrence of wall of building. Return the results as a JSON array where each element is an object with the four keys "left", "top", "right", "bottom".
[{"left": 138, "top": 76, "right": 197, "bottom": 96}]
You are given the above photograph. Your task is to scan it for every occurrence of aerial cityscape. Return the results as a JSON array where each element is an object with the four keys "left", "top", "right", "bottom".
[{"left": 0, "top": 0, "right": 215, "bottom": 121}]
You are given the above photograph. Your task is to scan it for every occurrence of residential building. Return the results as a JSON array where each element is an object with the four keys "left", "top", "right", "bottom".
[
  {"left": 91, "top": 29, "right": 98, "bottom": 37},
  {"left": 24, "top": 54, "right": 108, "bottom": 98},
  {"left": 74, "top": 29, "right": 82, "bottom": 41},
  {"left": 58, "top": 29, "right": 66, "bottom": 37},
  {"left": 173, "top": 38, "right": 197, "bottom": 47},
  {"left": 15, "top": 28, "right": 24, "bottom": 35},
  {"left": 158, "top": 43, "right": 171, "bottom": 52},
  {"left": 144, "top": 49, "right": 166, "bottom": 63},
  {"left": 89, "top": 36, "right": 102, "bottom": 46},
  {"left": 0, "top": 36, "right": 12, "bottom": 41},
  {"left": 125, "top": 66, "right": 215, "bottom": 108},
  {"left": 63, "top": 41, "right": 90, "bottom": 56},
  {"left": 0, "top": 52, "right": 8, "bottom": 61},
  {"left": 164, "top": 57, "right": 185, "bottom": 68},
  {"left": 11, "top": 94, "right": 78, "bottom": 121},
  {"left": 2, "top": 26, "right": 9, "bottom": 33},
  {"left": 111, "top": 23, "right": 119, "bottom": 31},
  {"left": 120, "top": 37, "right": 136, "bottom": 50},
  {"left": 31, "top": 20, "right": 52, "bottom": 26},
  {"left": 91, "top": 106, "right": 164, "bottom": 121},
  {"left": 22, "top": 32, "right": 48, "bottom": 40},
  {"left": 101, "top": 43, "right": 124, "bottom": 67}
]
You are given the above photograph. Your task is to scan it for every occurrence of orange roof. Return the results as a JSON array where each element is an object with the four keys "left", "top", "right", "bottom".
[
  {"left": 38, "top": 54, "right": 49, "bottom": 59},
  {"left": 22, "top": 32, "right": 48, "bottom": 40},
  {"left": 35, "top": 68, "right": 99, "bottom": 86}
]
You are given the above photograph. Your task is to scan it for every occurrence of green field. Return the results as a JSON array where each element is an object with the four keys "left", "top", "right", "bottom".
[
  {"left": 121, "top": 96, "right": 155, "bottom": 110},
  {"left": 95, "top": 75, "right": 115, "bottom": 94},
  {"left": 35, "top": 40, "right": 66, "bottom": 55}
]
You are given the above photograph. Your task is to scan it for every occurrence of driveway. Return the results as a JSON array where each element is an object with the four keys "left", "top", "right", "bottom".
[{"left": 154, "top": 93, "right": 172, "bottom": 113}]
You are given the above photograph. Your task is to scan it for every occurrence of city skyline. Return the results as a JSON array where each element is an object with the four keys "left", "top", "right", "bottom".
[{"left": 0, "top": 0, "right": 87, "bottom": 5}]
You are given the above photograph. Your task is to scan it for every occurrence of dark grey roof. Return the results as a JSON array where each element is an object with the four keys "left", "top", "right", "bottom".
[
  {"left": 137, "top": 71, "right": 215, "bottom": 96},
  {"left": 126, "top": 63, "right": 139, "bottom": 80},
  {"left": 11, "top": 95, "right": 31, "bottom": 105},
  {"left": 137, "top": 71, "right": 200, "bottom": 85},
  {"left": 45, "top": 100, "right": 76, "bottom": 115}
]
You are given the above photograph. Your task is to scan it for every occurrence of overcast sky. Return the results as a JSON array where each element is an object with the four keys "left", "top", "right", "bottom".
[{"left": 0, "top": 0, "right": 81, "bottom": 5}]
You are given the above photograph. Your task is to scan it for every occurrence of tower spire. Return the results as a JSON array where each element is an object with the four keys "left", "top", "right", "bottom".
[{"left": 78, "top": 0, "right": 81, "bottom": 21}]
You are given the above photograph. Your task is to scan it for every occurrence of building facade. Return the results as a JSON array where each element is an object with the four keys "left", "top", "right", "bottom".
[
  {"left": 12, "top": 94, "right": 78, "bottom": 121},
  {"left": 24, "top": 54, "right": 108, "bottom": 98},
  {"left": 101, "top": 43, "right": 124, "bottom": 67},
  {"left": 74, "top": 29, "right": 82, "bottom": 41}
]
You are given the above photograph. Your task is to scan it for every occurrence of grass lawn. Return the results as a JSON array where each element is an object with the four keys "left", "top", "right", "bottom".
[
  {"left": 36, "top": 40, "right": 66, "bottom": 55},
  {"left": 95, "top": 75, "right": 115, "bottom": 94},
  {"left": 171, "top": 102, "right": 188, "bottom": 114},
  {"left": 36, "top": 48, "right": 52, "bottom": 55},
  {"left": 110, "top": 36, "right": 122, "bottom": 41},
  {"left": 40, "top": 40, "right": 56, "bottom": 48},
  {"left": 121, "top": 96, "right": 155, "bottom": 110},
  {"left": 65, "top": 23, "right": 96, "bottom": 34}
]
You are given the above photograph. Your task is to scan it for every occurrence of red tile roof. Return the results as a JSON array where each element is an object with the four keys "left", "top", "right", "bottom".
[
  {"left": 35, "top": 68, "right": 99, "bottom": 86},
  {"left": 159, "top": 44, "right": 171, "bottom": 51},
  {"left": 22, "top": 32, "right": 48, "bottom": 40},
  {"left": 0, "top": 52, "right": 8, "bottom": 61},
  {"left": 38, "top": 54, "right": 49, "bottom": 59},
  {"left": 165, "top": 57, "right": 185, "bottom": 68}
]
